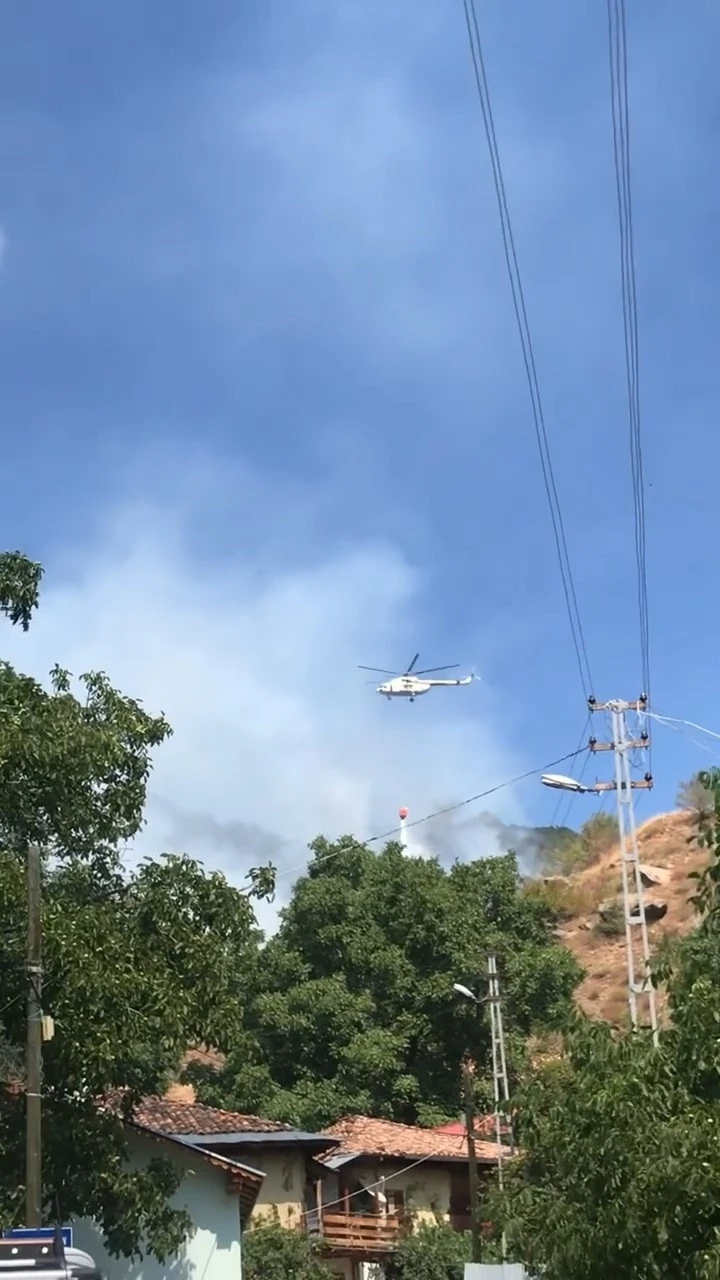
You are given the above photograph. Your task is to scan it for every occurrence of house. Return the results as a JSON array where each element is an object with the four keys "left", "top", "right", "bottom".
[
  {"left": 72, "top": 1109, "right": 264, "bottom": 1280},
  {"left": 130, "top": 1097, "right": 339, "bottom": 1230},
  {"left": 311, "top": 1114, "right": 509, "bottom": 1277},
  {"left": 75, "top": 1094, "right": 507, "bottom": 1280}
]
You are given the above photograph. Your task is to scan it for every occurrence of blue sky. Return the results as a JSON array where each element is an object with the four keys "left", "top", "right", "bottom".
[{"left": 1, "top": 0, "right": 718, "bottom": 906}]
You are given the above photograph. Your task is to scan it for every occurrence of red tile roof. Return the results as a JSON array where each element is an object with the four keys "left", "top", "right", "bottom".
[
  {"left": 131, "top": 1097, "right": 292, "bottom": 1135},
  {"left": 321, "top": 1115, "right": 509, "bottom": 1164},
  {"left": 126, "top": 1119, "right": 265, "bottom": 1214}
]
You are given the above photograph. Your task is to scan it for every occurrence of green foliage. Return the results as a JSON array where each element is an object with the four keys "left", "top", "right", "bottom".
[
  {"left": 0, "top": 553, "right": 264, "bottom": 1258},
  {"left": 245, "top": 861, "right": 277, "bottom": 901},
  {"left": 579, "top": 811, "right": 619, "bottom": 861},
  {"left": 677, "top": 770, "right": 714, "bottom": 814},
  {"left": 0, "top": 848, "right": 263, "bottom": 1255},
  {"left": 539, "top": 811, "right": 618, "bottom": 876},
  {"left": 537, "top": 830, "right": 584, "bottom": 876},
  {"left": 593, "top": 898, "right": 625, "bottom": 937},
  {"left": 0, "top": 659, "right": 171, "bottom": 859},
  {"left": 0, "top": 553, "right": 42, "bottom": 630},
  {"left": 384, "top": 1223, "right": 472, "bottom": 1280},
  {"left": 507, "top": 822, "right": 576, "bottom": 869},
  {"left": 241, "top": 1224, "right": 332, "bottom": 1280},
  {"left": 192, "top": 838, "right": 583, "bottom": 1129},
  {"left": 522, "top": 875, "right": 594, "bottom": 922},
  {"left": 494, "top": 767, "right": 720, "bottom": 1279}
]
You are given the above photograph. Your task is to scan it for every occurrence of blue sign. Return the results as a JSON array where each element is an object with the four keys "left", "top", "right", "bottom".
[{"left": 4, "top": 1229, "right": 73, "bottom": 1248}]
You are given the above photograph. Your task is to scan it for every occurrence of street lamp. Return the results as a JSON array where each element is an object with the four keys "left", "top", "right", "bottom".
[
  {"left": 453, "top": 982, "right": 479, "bottom": 1003},
  {"left": 540, "top": 772, "right": 600, "bottom": 794}
]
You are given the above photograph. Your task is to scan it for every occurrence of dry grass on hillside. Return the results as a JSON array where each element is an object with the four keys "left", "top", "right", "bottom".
[{"left": 554, "top": 809, "right": 704, "bottom": 1026}]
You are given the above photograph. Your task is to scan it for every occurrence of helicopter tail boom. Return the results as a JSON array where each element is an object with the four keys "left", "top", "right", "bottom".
[{"left": 426, "top": 673, "right": 475, "bottom": 687}]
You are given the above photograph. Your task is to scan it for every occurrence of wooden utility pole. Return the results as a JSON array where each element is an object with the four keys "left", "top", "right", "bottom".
[
  {"left": 462, "top": 1060, "right": 482, "bottom": 1263},
  {"left": 26, "top": 843, "right": 42, "bottom": 1227}
]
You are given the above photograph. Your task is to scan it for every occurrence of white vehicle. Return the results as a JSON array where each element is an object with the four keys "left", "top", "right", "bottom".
[
  {"left": 0, "top": 1232, "right": 102, "bottom": 1280},
  {"left": 358, "top": 653, "right": 476, "bottom": 702}
]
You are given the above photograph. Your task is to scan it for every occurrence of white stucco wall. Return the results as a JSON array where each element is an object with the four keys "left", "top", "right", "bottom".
[
  {"left": 72, "top": 1130, "right": 243, "bottom": 1280},
  {"left": 246, "top": 1149, "right": 306, "bottom": 1228},
  {"left": 321, "top": 1159, "right": 452, "bottom": 1225}
]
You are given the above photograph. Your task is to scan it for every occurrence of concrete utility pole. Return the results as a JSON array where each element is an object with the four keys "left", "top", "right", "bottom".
[
  {"left": 455, "top": 967, "right": 515, "bottom": 1263},
  {"left": 542, "top": 696, "right": 658, "bottom": 1044},
  {"left": 26, "top": 843, "right": 42, "bottom": 1226},
  {"left": 587, "top": 696, "right": 658, "bottom": 1045},
  {"left": 486, "top": 955, "right": 513, "bottom": 1261},
  {"left": 487, "top": 956, "right": 513, "bottom": 1170}
]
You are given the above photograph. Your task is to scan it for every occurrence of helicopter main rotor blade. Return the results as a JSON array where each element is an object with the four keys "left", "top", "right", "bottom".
[
  {"left": 358, "top": 665, "right": 398, "bottom": 675},
  {"left": 406, "top": 653, "right": 421, "bottom": 674},
  {"left": 415, "top": 664, "right": 461, "bottom": 675}
]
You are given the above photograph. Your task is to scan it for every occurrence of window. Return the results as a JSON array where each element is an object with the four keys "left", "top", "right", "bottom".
[{"left": 386, "top": 1189, "right": 405, "bottom": 1215}]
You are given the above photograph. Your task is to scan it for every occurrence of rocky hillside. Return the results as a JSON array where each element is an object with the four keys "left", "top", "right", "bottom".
[{"left": 542, "top": 809, "right": 703, "bottom": 1025}]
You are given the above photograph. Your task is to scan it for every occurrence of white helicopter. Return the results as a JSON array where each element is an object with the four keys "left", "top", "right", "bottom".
[{"left": 358, "top": 653, "right": 476, "bottom": 702}]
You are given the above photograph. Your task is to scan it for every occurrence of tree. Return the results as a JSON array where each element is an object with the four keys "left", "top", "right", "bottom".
[
  {"left": 191, "top": 837, "right": 582, "bottom": 1130},
  {"left": 677, "top": 771, "right": 714, "bottom": 814},
  {"left": 0, "top": 553, "right": 269, "bottom": 1258},
  {"left": 384, "top": 1223, "right": 472, "bottom": 1280},
  {"left": 578, "top": 811, "right": 618, "bottom": 862},
  {"left": 241, "top": 1223, "right": 332, "bottom": 1280},
  {"left": 0, "top": 553, "right": 170, "bottom": 861},
  {"left": 494, "top": 768, "right": 720, "bottom": 1279},
  {"left": 538, "top": 811, "right": 618, "bottom": 876}
]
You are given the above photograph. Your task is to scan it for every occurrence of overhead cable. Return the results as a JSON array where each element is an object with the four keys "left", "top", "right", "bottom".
[
  {"left": 274, "top": 744, "right": 588, "bottom": 883},
  {"left": 550, "top": 712, "right": 591, "bottom": 828},
  {"left": 607, "top": 0, "right": 651, "bottom": 711},
  {"left": 461, "top": 0, "right": 594, "bottom": 701}
]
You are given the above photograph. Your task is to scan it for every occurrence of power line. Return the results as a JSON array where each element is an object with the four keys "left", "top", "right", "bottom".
[
  {"left": 607, "top": 0, "right": 651, "bottom": 714},
  {"left": 550, "top": 713, "right": 591, "bottom": 827},
  {"left": 274, "top": 745, "right": 588, "bottom": 884},
  {"left": 304, "top": 1150, "right": 441, "bottom": 1218},
  {"left": 303, "top": 1125, "right": 508, "bottom": 1219},
  {"left": 461, "top": 0, "right": 594, "bottom": 702}
]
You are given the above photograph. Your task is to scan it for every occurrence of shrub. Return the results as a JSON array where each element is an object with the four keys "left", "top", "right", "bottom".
[
  {"left": 539, "top": 813, "right": 618, "bottom": 876},
  {"left": 385, "top": 1223, "right": 472, "bottom": 1280},
  {"left": 524, "top": 877, "right": 596, "bottom": 921},
  {"left": 594, "top": 899, "right": 625, "bottom": 937},
  {"left": 677, "top": 773, "right": 714, "bottom": 813},
  {"left": 579, "top": 812, "right": 619, "bottom": 864},
  {"left": 241, "top": 1223, "right": 332, "bottom": 1280}
]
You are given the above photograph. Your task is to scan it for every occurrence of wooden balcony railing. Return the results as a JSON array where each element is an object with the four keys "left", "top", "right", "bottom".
[
  {"left": 305, "top": 1207, "right": 493, "bottom": 1253},
  {"left": 310, "top": 1210, "right": 404, "bottom": 1253}
]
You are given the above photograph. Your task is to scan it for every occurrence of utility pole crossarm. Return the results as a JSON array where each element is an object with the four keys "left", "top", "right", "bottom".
[
  {"left": 589, "top": 779, "right": 654, "bottom": 791},
  {"left": 589, "top": 697, "right": 648, "bottom": 713}
]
